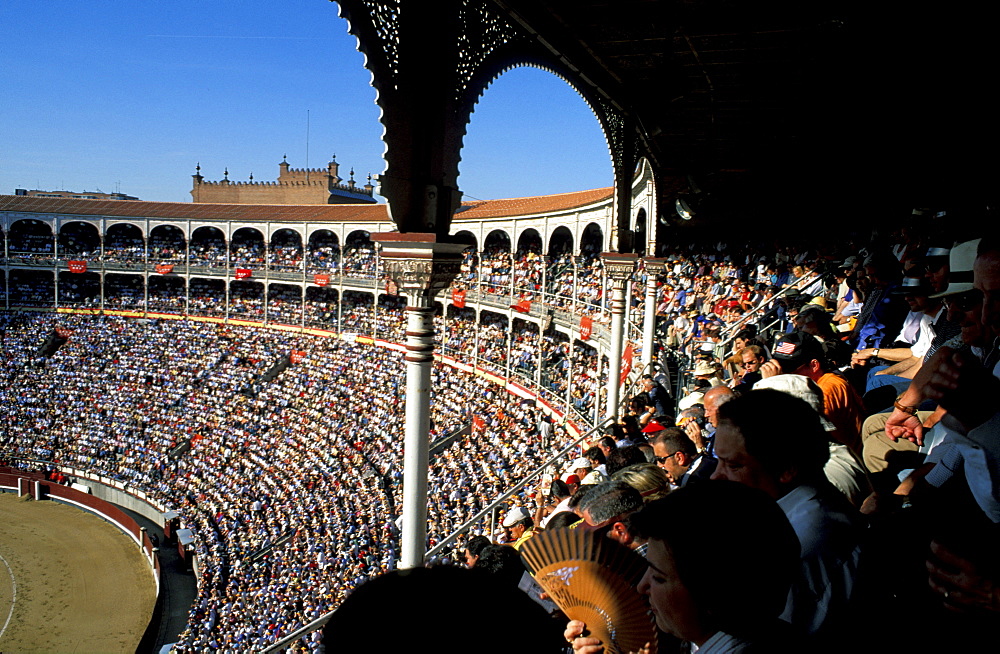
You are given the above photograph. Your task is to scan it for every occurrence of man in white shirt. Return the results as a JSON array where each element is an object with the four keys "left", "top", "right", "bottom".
[
  {"left": 712, "top": 389, "right": 863, "bottom": 640},
  {"left": 852, "top": 274, "right": 945, "bottom": 392}
]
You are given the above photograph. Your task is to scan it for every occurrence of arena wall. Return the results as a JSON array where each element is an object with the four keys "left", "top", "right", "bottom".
[
  {"left": 0, "top": 473, "right": 161, "bottom": 595},
  {"left": 54, "top": 469, "right": 169, "bottom": 527}
]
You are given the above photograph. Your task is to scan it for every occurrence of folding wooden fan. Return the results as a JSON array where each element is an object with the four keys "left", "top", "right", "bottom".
[{"left": 520, "top": 528, "right": 656, "bottom": 654}]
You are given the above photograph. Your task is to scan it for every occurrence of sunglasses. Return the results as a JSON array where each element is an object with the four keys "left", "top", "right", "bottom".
[
  {"left": 945, "top": 290, "right": 982, "bottom": 313},
  {"left": 654, "top": 452, "right": 680, "bottom": 464}
]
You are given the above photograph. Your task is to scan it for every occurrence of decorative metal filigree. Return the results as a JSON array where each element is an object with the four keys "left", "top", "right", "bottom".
[
  {"left": 595, "top": 96, "right": 640, "bottom": 178},
  {"left": 361, "top": 0, "right": 402, "bottom": 86},
  {"left": 455, "top": 0, "right": 525, "bottom": 104}
]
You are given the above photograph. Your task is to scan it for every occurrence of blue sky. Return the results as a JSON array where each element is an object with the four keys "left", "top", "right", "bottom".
[{"left": 0, "top": 0, "right": 613, "bottom": 204}]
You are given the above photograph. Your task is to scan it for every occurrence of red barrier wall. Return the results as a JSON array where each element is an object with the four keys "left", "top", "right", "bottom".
[
  {"left": 46, "top": 483, "right": 143, "bottom": 544},
  {"left": 2, "top": 474, "right": 160, "bottom": 591}
]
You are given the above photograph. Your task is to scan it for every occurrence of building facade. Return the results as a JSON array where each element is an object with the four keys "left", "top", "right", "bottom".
[
  {"left": 14, "top": 188, "right": 139, "bottom": 201},
  {"left": 190, "top": 156, "right": 376, "bottom": 205}
]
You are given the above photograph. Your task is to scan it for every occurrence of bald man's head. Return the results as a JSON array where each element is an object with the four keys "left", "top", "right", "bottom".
[{"left": 703, "top": 386, "right": 735, "bottom": 427}]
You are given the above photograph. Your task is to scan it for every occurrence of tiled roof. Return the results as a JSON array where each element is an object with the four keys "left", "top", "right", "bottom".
[
  {"left": 0, "top": 186, "right": 614, "bottom": 224},
  {"left": 0, "top": 196, "right": 390, "bottom": 222},
  {"left": 454, "top": 187, "right": 613, "bottom": 220}
]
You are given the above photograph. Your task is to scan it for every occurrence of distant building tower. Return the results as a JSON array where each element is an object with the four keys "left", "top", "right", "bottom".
[{"left": 191, "top": 155, "right": 376, "bottom": 205}]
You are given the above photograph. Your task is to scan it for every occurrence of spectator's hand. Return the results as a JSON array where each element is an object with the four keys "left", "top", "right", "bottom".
[
  {"left": 927, "top": 539, "right": 1000, "bottom": 614},
  {"left": 759, "top": 359, "right": 782, "bottom": 379},
  {"left": 683, "top": 420, "right": 706, "bottom": 450},
  {"left": 859, "top": 491, "right": 880, "bottom": 516},
  {"left": 564, "top": 620, "right": 604, "bottom": 653},
  {"left": 885, "top": 407, "right": 925, "bottom": 447},
  {"left": 851, "top": 349, "right": 873, "bottom": 368},
  {"left": 563, "top": 620, "right": 651, "bottom": 654},
  {"left": 924, "top": 350, "right": 1000, "bottom": 431}
]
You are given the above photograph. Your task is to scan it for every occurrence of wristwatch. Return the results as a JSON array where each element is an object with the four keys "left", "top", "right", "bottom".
[{"left": 893, "top": 394, "right": 917, "bottom": 415}]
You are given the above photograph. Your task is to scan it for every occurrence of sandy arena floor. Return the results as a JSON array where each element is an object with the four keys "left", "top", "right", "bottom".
[{"left": 0, "top": 492, "right": 156, "bottom": 653}]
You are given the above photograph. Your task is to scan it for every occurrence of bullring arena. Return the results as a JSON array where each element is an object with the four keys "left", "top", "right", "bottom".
[
  {"left": 0, "top": 177, "right": 649, "bottom": 651},
  {"left": 0, "top": 493, "right": 156, "bottom": 652}
]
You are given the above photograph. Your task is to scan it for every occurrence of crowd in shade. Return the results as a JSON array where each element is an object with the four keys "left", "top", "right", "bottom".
[
  {"left": 103, "top": 233, "right": 145, "bottom": 265},
  {"left": 341, "top": 233, "right": 378, "bottom": 279},
  {"left": 3, "top": 227, "right": 613, "bottom": 326},
  {"left": 3, "top": 211, "right": 1000, "bottom": 652},
  {"left": 268, "top": 235, "right": 305, "bottom": 272},
  {"left": 486, "top": 215, "right": 1000, "bottom": 653}
]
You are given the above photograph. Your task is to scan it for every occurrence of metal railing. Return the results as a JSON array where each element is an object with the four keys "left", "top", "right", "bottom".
[{"left": 673, "top": 273, "right": 822, "bottom": 394}]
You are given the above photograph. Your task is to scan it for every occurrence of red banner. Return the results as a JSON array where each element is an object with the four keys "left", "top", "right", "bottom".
[
  {"left": 621, "top": 342, "right": 635, "bottom": 380},
  {"left": 473, "top": 415, "right": 486, "bottom": 431},
  {"left": 452, "top": 288, "right": 466, "bottom": 308},
  {"left": 314, "top": 274, "right": 330, "bottom": 287},
  {"left": 235, "top": 268, "right": 252, "bottom": 279},
  {"left": 55, "top": 327, "right": 73, "bottom": 339},
  {"left": 386, "top": 279, "right": 398, "bottom": 296},
  {"left": 580, "top": 315, "right": 593, "bottom": 340},
  {"left": 68, "top": 260, "right": 87, "bottom": 273},
  {"left": 156, "top": 264, "right": 174, "bottom": 275},
  {"left": 512, "top": 297, "right": 532, "bottom": 313},
  {"left": 290, "top": 350, "right": 306, "bottom": 364}
]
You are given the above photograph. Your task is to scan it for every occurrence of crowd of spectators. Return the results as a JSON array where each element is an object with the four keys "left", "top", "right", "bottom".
[
  {"left": 306, "top": 244, "right": 340, "bottom": 273},
  {"left": 554, "top": 218, "right": 1000, "bottom": 652},
  {"left": 414, "top": 216, "right": 999, "bottom": 653},
  {"left": 149, "top": 230, "right": 186, "bottom": 263},
  {"left": 7, "top": 230, "right": 55, "bottom": 261},
  {"left": 267, "top": 285, "right": 305, "bottom": 325},
  {"left": 341, "top": 234, "right": 378, "bottom": 279},
  {"left": 268, "top": 235, "right": 305, "bottom": 272},
  {"left": 105, "top": 275, "right": 145, "bottom": 308},
  {"left": 4, "top": 231, "right": 616, "bottom": 340},
  {"left": 7, "top": 211, "right": 999, "bottom": 651},
  {"left": 0, "top": 312, "right": 575, "bottom": 651},
  {"left": 229, "top": 233, "right": 266, "bottom": 268}
]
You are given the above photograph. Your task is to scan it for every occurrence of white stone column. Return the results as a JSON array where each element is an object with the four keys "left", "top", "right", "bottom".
[
  {"left": 373, "top": 234, "right": 463, "bottom": 570},
  {"left": 641, "top": 258, "right": 667, "bottom": 370},
  {"left": 602, "top": 253, "right": 637, "bottom": 420},
  {"left": 399, "top": 292, "right": 434, "bottom": 568}
]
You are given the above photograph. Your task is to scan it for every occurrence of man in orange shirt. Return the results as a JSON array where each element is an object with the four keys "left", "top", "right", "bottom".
[{"left": 764, "top": 331, "right": 865, "bottom": 454}]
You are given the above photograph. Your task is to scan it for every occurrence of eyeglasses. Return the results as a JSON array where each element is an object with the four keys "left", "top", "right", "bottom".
[
  {"left": 654, "top": 452, "right": 680, "bottom": 464},
  {"left": 945, "top": 290, "right": 982, "bottom": 313}
]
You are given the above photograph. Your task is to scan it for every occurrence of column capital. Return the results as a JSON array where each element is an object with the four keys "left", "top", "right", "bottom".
[
  {"left": 372, "top": 233, "right": 466, "bottom": 302},
  {"left": 601, "top": 252, "right": 639, "bottom": 283},
  {"left": 642, "top": 256, "right": 669, "bottom": 278}
]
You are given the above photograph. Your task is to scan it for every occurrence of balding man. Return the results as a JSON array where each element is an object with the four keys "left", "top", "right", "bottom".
[
  {"left": 694, "top": 385, "right": 734, "bottom": 456},
  {"left": 703, "top": 385, "right": 735, "bottom": 429}
]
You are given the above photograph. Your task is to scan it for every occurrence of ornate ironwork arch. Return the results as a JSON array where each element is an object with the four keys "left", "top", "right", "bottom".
[{"left": 334, "top": 0, "right": 643, "bottom": 251}]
